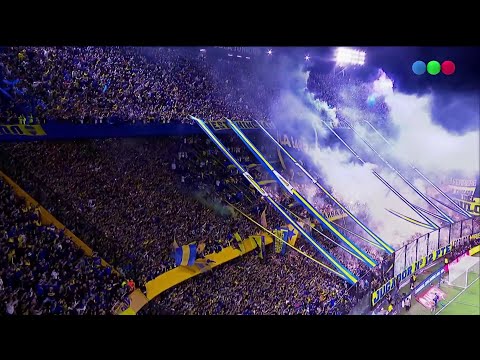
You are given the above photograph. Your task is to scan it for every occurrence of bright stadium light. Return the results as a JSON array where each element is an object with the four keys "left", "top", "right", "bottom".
[
  {"left": 267, "top": 49, "right": 272, "bottom": 55},
  {"left": 305, "top": 55, "right": 310, "bottom": 61},
  {"left": 335, "top": 48, "right": 366, "bottom": 66}
]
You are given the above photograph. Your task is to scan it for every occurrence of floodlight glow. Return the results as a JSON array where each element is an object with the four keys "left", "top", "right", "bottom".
[
  {"left": 335, "top": 48, "right": 366, "bottom": 66},
  {"left": 305, "top": 55, "right": 310, "bottom": 61},
  {"left": 267, "top": 49, "right": 272, "bottom": 55}
]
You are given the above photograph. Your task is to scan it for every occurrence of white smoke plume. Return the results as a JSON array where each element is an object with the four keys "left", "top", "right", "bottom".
[
  {"left": 270, "top": 89, "right": 324, "bottom": 130},
  {"left": 305, "top": 91, "right": 340, "bottom": 127},
  {"left": 301, "top": 182, "right": 325, "bottom": 208},
  {"left": 384, "top": 92, "right": 479, "bottom": 179},
  {"left": 305, "top": 136, "right": 427, "bottom": 246},
  {"left": 372, "top": 69, "right": 394, "bottom": 97},
  {"left": 268, "top": 66, "right": 329, "bottom": 139},
  {"left": 268, "top": 62, "right": 479, "bottom": 249}
]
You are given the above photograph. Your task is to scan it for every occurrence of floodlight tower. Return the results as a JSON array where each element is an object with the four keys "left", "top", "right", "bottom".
[{"left": 334, "top": 48, "right": 366, "bottom": 76}]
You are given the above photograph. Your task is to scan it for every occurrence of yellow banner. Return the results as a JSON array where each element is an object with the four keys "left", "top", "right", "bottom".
[
  {"left": 118, "top": 289, "right": 149, "bottom": 315},
  {"left": 469, "top": 245, "right": 480, "bottom": 256},
  {"left": 0, "top": 124, "right": 46, "bottom": 137},
  {"left": 257, "top": 179, "right": 277, "bottom": 186},
  {"left": 273, "top": 229, "right": 284, "bottom": 253},
  {"left": 323, "top": 209, "right": 348, "bottom": 222},
  {"left": 145, "top": 234, "right": 273, "bottom": 301},
  {"left": 277, "top": 147, "right": 287, "bottom": 170},
  {"left": 119, "top": 308, "right": 136, "bottom": 315},
  {"left": 448, "top": 178, "right": 477, "bottom": 187},
  {"left": 449, "top": 185, "right": 476, "bottom": 193},
  {"left": 470, "top": 233, "right": 480, "bottom": 241},
  {"left": 260, "top": 207, "right": 268, "bottom": 228},
  {"left": 229, "top": 163, "right": 260, "bottom": 169}
]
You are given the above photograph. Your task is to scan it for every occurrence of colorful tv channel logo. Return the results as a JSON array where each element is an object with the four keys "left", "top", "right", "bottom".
[{"left": 412, "top": 60, "right": 455, "bottom": 76}]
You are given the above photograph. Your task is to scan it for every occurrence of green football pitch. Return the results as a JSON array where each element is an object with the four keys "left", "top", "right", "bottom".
[
  {"left": 399, "top": 256, "right": 479, "bottom": 316},
  {"left": 435, "top": 273, "right": 479, "bottom": 315}
]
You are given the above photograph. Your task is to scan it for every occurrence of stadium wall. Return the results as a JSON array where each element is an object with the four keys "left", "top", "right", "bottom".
[
  {"left": 0, "top": 123, "right": 202, "bottom": 141},
  {"left": 0, "top": 120, "right": 346, "bottom": 148},
  {"left": 371, "top": 244, "right": 452, "bottom": 307},
  {"left": 0, "top": 119, "right": 273, "bottom": 142}
]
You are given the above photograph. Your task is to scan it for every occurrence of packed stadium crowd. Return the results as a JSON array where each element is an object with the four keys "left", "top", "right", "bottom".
[
  {"left": 0, "top": 137, "right": 265, "bottom": 285},
  {"left": 140, "top": 250, "right": 354, "bottom": 315},
  {"left": 0, "top": 130, "right": 389, "bottom": 315},
  {"left": 0, "top": 47, "right": 280, "bottom": 125},
  {"left": 1, "top": 46, "right": 476, "bottom": 316},
  {"left": 139, "top": 230, "right": 391, "bottom": 315},
  {"left": 0, "top": 177, "right": 129, "bottom": 315},
  {"left": 0, "top": 46, "right": 389, "bottom": 127}
]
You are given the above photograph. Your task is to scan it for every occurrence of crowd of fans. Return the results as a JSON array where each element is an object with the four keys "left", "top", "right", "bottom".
[
  {"left": 0, "top": 177, "right": 129, "bottom": 315},
  {"left": 140, "top": 250, "right": 353, "bottom": 315},
  {"left": 1, "top": 46, "right": 473, "bottom": 315},
  {"left": 0, "top": 131, "right": 390, "bottom": 315},
  {"left": 0, "top": 137, "right": 264, "bottom": 285},
  {"left": 1, "top": 46, "right": 390, "bottom": 127},
  {"left": 0, "top": 47, "right": 280, "bottom": 125},
  {"left": 1, "top": 128, "right": 474, "bottom": 315}
]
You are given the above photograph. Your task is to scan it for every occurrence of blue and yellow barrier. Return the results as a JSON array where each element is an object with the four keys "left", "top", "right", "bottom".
[{"left": 145, "top": 234, "right": 272, "bottom": 301}]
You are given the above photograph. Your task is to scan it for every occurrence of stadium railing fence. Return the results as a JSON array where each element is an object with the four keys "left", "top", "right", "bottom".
[{"left": 333, "top": 217, "right": 480, "bottom": 314}]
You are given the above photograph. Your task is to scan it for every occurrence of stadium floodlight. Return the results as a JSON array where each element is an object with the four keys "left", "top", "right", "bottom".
[
  {"left": 267, "top": 49, "right": 272, "bottom": 55},
  {"left": 335, "top": 48, "right": 366, "bottom": 66},
  {"left": 305, "top": 55, "right": 310, "bottom": 61}
]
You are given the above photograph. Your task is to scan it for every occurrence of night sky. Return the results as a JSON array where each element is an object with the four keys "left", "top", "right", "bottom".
[{"left": 276, "top": 46, "right": 480, "bottom": 93}]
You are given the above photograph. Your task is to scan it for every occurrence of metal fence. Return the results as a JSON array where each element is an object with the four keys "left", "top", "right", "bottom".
[
  {"left": 335, "top": 217, "right": 480, "bottom": 314},
  {"left": 394, "top": 218, "right": 479, "bottom": 277}
]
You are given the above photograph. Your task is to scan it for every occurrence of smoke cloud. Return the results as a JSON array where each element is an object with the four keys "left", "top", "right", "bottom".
[
  {"left": 372, "top": 69, "right": 394, "bottom": 97},
  {"left": 267, "top": 59, "right": 479, "bottom": 248},
  {"left": 384, "top": 92, "right": 479, "bottom": 179}
]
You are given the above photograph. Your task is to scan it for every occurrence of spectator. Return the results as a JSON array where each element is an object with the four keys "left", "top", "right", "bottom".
[{"left": 0, "top": 177, "right": 129, "bottom": 315}]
